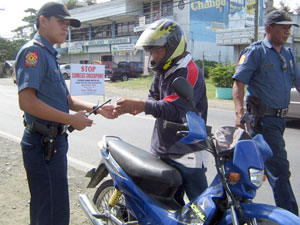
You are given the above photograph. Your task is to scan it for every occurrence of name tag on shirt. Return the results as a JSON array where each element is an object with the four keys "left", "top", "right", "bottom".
[{"left": 263, "top": 64, "right": 274, "bottom": 68}]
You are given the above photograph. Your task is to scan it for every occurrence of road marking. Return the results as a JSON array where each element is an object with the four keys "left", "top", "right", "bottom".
[
  {"left": 123, "top": 113, "right": 155, "bottom": 120},
  {"left": 0, "top": 130, "right": 21, "bottom": 142},
  {"left": 0, "top": 130, "right": 95, "bottom": 172}
]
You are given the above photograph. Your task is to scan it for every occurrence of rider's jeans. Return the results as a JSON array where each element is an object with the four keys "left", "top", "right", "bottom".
[
  {"left": 162, "top": 158, "right": 208, "bottom": 206},
  {"left": 21, "top": 129, "right": 70, "bottom": 225},
  {"left": 250, "top": 115, "right": 298, "bottom": 215}
]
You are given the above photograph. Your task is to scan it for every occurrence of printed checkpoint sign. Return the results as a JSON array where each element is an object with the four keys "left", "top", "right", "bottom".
[{"left": 70, "top": 64, "right": 105, "bottom": 96}]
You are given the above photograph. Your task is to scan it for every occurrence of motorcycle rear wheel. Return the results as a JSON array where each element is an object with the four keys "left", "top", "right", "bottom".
[{"left": 93, "top": 179, "right": 135, "bottom": 225}]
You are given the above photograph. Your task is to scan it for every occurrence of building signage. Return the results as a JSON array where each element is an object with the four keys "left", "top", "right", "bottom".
[
  {"left": 68, "top": 45, "right": 83, "bottom": 54},
  {"left": 111, "top": 44, "right": 135, "bottom": 52},
  {"left": 190, "top": 0, "right": 264, "bottom": 42},
  {"left": 190, "top": 0, "right": 228, "bottom": 42},
  {"left": 84, "top": 37, "right": 131, "bottom": 46},
  {"left": 70, "top": 64, "right": 105, "bottom": 96}
]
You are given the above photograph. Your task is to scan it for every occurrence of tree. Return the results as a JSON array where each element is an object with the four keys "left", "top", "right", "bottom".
[
  {"left": 295, "top": 5, "right": 300, "bottom": 15},
  {"left": 12, "top": 8, "right": 37, "bottom": 40},
  {"left": 85, "top": 0, "right": 97, "bottom": 5},
  {"left": 65, "top": 0, "right": 81, "bottom": 9},
  {"left": 0, "top": 37, "right": 26, "bottom": 61},
  {"left": 278, "top": 0, "right": 292, "bottom": 13}
]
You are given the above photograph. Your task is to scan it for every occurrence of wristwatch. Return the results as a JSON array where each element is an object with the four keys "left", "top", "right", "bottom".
[{"left": 92, "top": 105, "right": 98, "bottom": 115}]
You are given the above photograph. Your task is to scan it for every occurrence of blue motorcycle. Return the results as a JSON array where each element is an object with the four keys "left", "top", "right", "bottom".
[{"left": 79, "top": 77, "right": 300, "bottom": 225}]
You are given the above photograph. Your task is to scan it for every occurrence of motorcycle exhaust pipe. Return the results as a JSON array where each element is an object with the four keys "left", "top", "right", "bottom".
[{"left": 78, "top": 194, "right": 104, "bottom": 225}]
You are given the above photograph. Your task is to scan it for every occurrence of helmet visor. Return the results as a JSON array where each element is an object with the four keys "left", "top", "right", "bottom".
[{"left": 135, "top": 20, "right": 171, "bottom": 51}]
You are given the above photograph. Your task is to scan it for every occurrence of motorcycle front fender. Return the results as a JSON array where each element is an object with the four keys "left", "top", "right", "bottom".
[
  {"left": 219, "top": 203, "right": 300, "bottom": 225},
  {"left": 86, "top": 163, "right": 108, "bottom": 188}
]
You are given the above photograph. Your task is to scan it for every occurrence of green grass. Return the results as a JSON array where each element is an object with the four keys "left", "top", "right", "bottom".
[
  {"left": 108, "top": 75, "right": 153, "bottom": 90},
  {"left": 108, "top": 75, "right": 217, "bottom": 99}
]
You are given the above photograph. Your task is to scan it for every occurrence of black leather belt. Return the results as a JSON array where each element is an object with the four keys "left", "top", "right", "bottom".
[
  {"left": 24, "top": 120, "right": 67, "bottom": 135},
  {"left": 264, "top": 107, "right": 288, "bottom": 118}
]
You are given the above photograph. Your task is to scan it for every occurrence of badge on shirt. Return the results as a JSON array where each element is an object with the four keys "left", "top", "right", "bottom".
[
  {"left": 25, "top": 51, "right": 39, "bottom": 67},
  {"left": 290, "top": 60, "right": 293, "bottom": 70},
  {"left": 238, "top": 53, "right": 247, "bottom": 66}
]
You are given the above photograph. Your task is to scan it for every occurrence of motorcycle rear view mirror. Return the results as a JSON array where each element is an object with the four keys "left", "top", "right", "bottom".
[
  {"left": 172, "top": 77, "right": 200, "bottom": 115},
  {"left": 172, "top": 77, "right": 194, "bottom": 102}
]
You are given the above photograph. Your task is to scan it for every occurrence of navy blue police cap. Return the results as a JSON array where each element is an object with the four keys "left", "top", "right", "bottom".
[
  {"left": 37, "top": 2, "right": 81, "bottom": 28},
  {"left": 265, "top": 10, "right": 299, "bottom": 27}
]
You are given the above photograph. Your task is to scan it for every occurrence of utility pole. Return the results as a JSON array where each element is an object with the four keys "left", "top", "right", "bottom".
[{"left": 254, "top": 0, "right": 259, "bottom": 41}]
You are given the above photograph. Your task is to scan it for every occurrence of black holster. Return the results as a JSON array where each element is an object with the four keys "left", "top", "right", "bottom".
[
  {"left": 27, "top": 121, "right": 59, "bottom": 162},
  {"left": 246, "top": 96, "right": 265, "bottom": 127}
]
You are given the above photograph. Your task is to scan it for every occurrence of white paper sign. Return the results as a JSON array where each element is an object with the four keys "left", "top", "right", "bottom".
[{"left": 70, "top": 64, "right": 105, "bottom": 96}]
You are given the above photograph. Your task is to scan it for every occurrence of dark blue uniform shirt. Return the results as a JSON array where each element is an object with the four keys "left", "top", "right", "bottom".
[
  {"left": 15, "top": 34, "right": 69, "bottom": 125},
  {"left": 233, "top": 37, "right": 300, "bottom": 109}
]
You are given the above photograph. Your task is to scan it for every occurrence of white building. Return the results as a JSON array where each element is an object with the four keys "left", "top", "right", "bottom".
[{"left": 57, "top": 0, "right": 300, "bottom": 67}]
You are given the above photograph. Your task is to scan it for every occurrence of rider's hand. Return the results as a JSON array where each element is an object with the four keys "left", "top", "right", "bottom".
[
  {"left": 114, "top": 98, "right": 145, "bottom": 116},
  {"left": 98, "top": 104, "right": 118, "bottom": 119}
]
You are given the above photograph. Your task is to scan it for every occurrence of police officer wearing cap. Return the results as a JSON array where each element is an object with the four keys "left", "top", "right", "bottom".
[
  {"left": 233, "top": 10, "right": 300, "bottom": 215},
  {"left": 15, "top": 2, "right": 116, "bottom": 225}
]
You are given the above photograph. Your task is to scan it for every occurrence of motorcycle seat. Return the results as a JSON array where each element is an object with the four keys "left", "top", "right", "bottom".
[{"left": 106, "top": 138, "right": 183, "bottom": 199}]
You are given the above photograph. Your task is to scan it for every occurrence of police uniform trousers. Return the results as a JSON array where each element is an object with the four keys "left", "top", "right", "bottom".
[
  {"left": 162, "top": 158, "right": 208, "bottom": 206},
  {"left": 21, "top": 128, "right": 70, "bottom": 225},
  {"left": 250, "top": 115, "right": 298, "bottom": 215}
]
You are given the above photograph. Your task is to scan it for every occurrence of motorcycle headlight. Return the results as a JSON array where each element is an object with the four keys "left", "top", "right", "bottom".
[{"left": 249, "top": 168, "right": 264, "bottom": 187}]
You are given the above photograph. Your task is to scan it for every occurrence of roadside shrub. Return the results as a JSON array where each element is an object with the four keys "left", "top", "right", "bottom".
[
  {"left": 209, "top": 62, "right": 236, "bottom": 88},
  {"left": 194, "top": 59, "right": 218, "bottom": 78}
]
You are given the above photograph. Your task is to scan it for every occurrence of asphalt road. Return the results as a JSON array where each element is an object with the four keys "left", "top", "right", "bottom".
[{"left": 1, "top": 77, "right": 300, "bottom": 209}]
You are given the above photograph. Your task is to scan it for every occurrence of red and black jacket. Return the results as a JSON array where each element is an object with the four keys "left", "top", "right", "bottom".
[{"left": 145, "top": 54, "right": 208, "bottom": 158}]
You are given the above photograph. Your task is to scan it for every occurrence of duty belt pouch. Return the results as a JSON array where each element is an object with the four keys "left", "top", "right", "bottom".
[{"left": 246, "top": 96, "right": 265, "bottom": 126}]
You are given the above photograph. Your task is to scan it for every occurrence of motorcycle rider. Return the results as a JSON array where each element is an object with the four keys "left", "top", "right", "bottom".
[{"left": 114, "top": 19, "right": 209, "bottom": 205}]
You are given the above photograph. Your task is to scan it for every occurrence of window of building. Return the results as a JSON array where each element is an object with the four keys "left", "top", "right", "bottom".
[
  {"left": 93, "top": 25, "right": 111, "bottom": 39},
  {"left": 70, "top": 27, "right": 89, "bottom": 41},
  {"left": 153, "top": 1, "right": 160, "bottom": 21},
  {"left": 161, "top": 0, "right": 173, "bottom": 17},
  {"left": 116, "top": 22, "right": 138, "bottom": 37},
  {"left": 143, "top": 0, "right": 173, "bottom": 24},
  {"left": 143, "top": 3, "right": 151, "bottom": 24}
]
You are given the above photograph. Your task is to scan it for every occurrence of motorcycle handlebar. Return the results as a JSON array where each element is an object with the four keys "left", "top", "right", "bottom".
[{"left": 162, "top": 120, "right": 188, "bottom": 131}]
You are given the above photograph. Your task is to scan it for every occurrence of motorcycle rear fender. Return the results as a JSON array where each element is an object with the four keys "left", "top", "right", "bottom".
[
  {"left": 219, "top": 203, "right": 300, "bottom": 225},
  {"left": 86, "top": 163, "right": 108, "bottom": 188}
]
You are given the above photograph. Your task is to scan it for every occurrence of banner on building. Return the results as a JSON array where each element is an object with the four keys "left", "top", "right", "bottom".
[
  {"left": 70, "top": 64, "right": 105, "bottom": 96},
  {"left": 111, "top": 44, "right": 135, "bottom": 52},
  {"left": 190, "top": 0, "right": 228, "bottom": 42},
  {"left": 246, "top": 0, "right": 255, "bottom": 26},
  {"left": 68, "top": 45, "right": 83, "bottom": 54}
]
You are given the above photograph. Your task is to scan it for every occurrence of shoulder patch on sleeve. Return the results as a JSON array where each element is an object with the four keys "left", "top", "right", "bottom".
[
  {"left": 238, "top": 53, "right": 247, "bottom": 66},
  {"left": 25, "top": 51, "right": 39, "bottom": 68}
]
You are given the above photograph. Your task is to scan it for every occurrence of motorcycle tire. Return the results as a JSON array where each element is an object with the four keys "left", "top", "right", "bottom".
[
  {"left": 93, "top": 179, "right": 135, "bottom": 225},
  {"left": 231, "top": 218, "right": 278, "bottom": 225}
]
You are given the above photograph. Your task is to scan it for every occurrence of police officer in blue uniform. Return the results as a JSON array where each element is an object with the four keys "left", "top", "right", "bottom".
[
  {"left": 233, "top": 10, "right": 300, "bottom": 215},
  {"left": 15, "top": 2, "right": 115, "bottom": 225},
  {"left": 113, "top": 19, "right": 209, "bottom": 206}
]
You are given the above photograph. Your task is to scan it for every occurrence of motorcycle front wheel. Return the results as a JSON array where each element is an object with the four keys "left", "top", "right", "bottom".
[
  {"left": 93, "top": 179, "right": 135, "bottom": 225},
  {"left": 222, "top": 217, "right": 280, "bottom": 225}
]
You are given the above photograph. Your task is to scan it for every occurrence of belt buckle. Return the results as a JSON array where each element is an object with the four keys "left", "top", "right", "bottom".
[{"left": 278, "top": 108, "right": 288, "bottom": 118}]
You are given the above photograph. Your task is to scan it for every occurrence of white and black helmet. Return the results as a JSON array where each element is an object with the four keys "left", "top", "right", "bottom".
[{"left": 135, "top": 19, "right": 187, "bottom": 72}]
